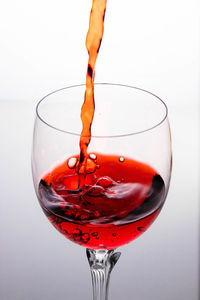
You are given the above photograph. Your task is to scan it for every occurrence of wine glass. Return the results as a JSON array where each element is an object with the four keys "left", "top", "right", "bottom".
[{"left": 32, "top": 83, "right": 172, "bottom": 300}]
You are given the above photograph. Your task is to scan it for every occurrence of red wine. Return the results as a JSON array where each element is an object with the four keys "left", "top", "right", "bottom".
[{"left": 38, "top": 154, "right": 165, "bottom": 249}]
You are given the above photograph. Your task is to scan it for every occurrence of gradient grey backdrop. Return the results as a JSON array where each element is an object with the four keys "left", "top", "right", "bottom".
[{"left": 0, "top": 0, "right": 199, "bottom": 299}]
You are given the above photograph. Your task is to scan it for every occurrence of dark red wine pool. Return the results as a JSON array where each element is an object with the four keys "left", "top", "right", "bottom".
[{"left": 38, "top": 153, "right": 165, "bottom": 249}]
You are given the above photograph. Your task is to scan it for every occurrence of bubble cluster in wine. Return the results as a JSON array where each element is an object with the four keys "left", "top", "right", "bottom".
[{"left": 38, "top": 153, "right": 165, "bottom": 249}]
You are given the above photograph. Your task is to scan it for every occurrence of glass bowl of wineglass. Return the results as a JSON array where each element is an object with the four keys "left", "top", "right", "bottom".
[{"left": 32, "top": 83, "right": 172, "bottom": 300}]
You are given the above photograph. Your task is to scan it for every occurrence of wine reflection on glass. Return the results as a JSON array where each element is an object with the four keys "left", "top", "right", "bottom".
[{"left": 32, "top": 83, "right": 172, "bottom": 300}]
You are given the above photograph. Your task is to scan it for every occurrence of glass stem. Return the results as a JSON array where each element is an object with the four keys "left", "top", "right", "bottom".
[{"left": 86, "top": 249, "right": 121, "bottom": 300}]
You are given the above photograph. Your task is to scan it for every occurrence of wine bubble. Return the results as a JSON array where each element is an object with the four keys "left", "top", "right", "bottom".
[
  {"left": 67, "top": 157, "right": 77, "bottom": 169},
  {"left": 72, "top": 229, "right": 81, "bottom": 235},
  {"left": 94, "top": 210, "right": 100, "bottom": 217},
  {"left": 82, "top": 233, "right": 90, "bottom": 243},
  {"left": 87, "top": 185, "right": 105, "bottom": 197},
  {"left": 137, "top": 227, "right": 145, "bottom": 232},
  {"left": 96, "top": 176, "right": 113, "bottom": 188},
  {"left": 72, "top": 229, "right": 82, "bottom": 242},
  {"left": 119, "top": 157, "right": 125, "bottom": 162},
  {"left": 89, "top": 153, "right": 97, "bottom": 160},
  {"left": 91, "top": 232, "right": 99, "bottom": 237}
]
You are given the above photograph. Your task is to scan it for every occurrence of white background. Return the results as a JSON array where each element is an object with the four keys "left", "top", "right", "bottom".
[{"left": 0, "top": 0, "right": 199, "bottom": 299}]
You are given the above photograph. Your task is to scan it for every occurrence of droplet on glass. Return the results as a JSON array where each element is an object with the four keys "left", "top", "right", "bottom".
[
  {"left": 89, "top": 153, "right": 97, "bottom": 160},
  {"left": 67, "top": 157, "right": 77, "bottom": 169},
  {"left": 119, "top": 157, "right": 125, "bottom": 162}
]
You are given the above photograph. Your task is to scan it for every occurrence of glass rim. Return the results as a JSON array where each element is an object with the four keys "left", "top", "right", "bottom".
[{"left": 36, "top": 83, "right": 168, "bottom": 138}]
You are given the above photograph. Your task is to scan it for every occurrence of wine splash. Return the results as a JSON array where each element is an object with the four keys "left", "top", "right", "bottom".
[{"left": 38, "top": 154, "right": 165, "bottom": 249}]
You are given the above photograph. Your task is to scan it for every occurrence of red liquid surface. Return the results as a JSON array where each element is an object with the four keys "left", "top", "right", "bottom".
[{"left": 38, "top": 154, "right": 165, "bottom": 249}]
